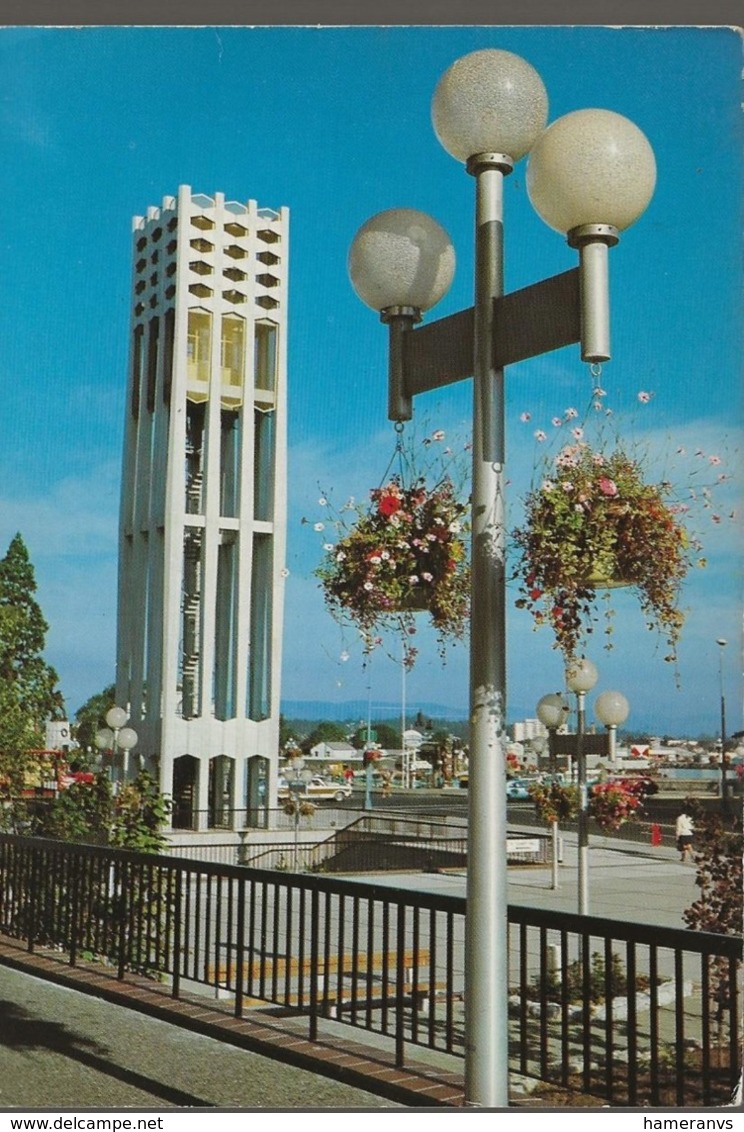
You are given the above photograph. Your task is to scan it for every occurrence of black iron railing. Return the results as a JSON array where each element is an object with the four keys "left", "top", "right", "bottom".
[{"left": 0, "top": 833, "right": 739, "bottom": 1106}]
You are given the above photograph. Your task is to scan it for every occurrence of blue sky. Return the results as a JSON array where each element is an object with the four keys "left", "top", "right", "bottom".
[{"left": 0, "top": 24, "right": 740, "bottom": 735}]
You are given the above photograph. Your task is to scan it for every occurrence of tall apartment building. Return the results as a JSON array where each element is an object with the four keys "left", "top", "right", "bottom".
[{"left": 115, "top": 186, "right": 288, "bottom": 829}]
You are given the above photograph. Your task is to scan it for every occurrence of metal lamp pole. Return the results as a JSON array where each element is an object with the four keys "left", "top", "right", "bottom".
[
  {"left": 717, "top": 638, "right": 728, "bottom": 811},
  {"left": 285, "top": 755, "right": 313, "bottom": 870},
  {"left": 537, "top": 692, "right": 570, "bottom": 890},
  {"left": 347, "top": 48, "right": 655, "bottom": 1108},
  {"left": 566, "top": 659, "right": 598, "bottom": 917}
]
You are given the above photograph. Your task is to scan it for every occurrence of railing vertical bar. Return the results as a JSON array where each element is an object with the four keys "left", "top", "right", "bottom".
[
  {"left": 411, "top": 905, "right": 420, "bottom": 1045},
  {"left": 581, "top": 930, "right": 592, "bottom": 1094},
  {"left": 649, "top": 945, "right": 660, "bottom": 1106},
  {"left": 153, "top": 864, "right": 163, "bottom": 975},
  {"left": 539, "top": 926, "right": 549, "bottom": 1080},
  {"left": 235, "top": 873, "right": 246, "bottom": 1018},
  {"left": 93, "top": 855, "right": 104, "bottom": 957},
  {"left": 213, "top": 874, "right": 223, "bottom": 993},
  {"left": 309, "top": 885, "right": 319, "bottom": 1041},
  {"left": 271, "top": 877, "right": 281, "bottom": 1002},
  {"left": 69, "top": 853, "right": 81, "bottom": 967},
  {"left": 626, "top": 939, "right": 638, "bottom": 1106},
  {"left": 247, "top": 876, "right": 257, "bottom": 1000},
  {"left": 192, "top": 863, "right": 202, "bottom": 983},
  {"left": 445, "top": 910, "right": 455, "bottom": 1054},
  {"left": 560, "top": 929, "right": 570, "bottom": 1088},
  {"left": 203, "top": 868, "right": 213, "bottom": 986},
  {"left": 519, "top": 922, "right": 529, "bottom": 1077},
  {"left": 172, "top": 867, "right": 183, "bottom": 1000},
  {"left": 701, "top": 953, "right": 711, "bottom": 1106},
  {"left": 298, "top": 886, "right": 307, "bottom": 1010},
  {"left": 428, "top": 907, "right": 437, "bottom": 1047},
  {"left": 395, "top": 902, "right": 406, "bottom": 1069},
  {"left": 336, "top": 894, "right": 345, "bottom": 1018},
  {"left": 727, "top": 954, "right": 739, "bottom": 1100},
  {"left": 258, "top": 879, "right": 268, "bottom": 1001},
  {"left": 322, "top": 889, "right": 332, "bottom": 1017},
  {"left": 603, "top": 935, "right": 614, "bottom": 1101},
  {"left": 381, "top": 899, "right": 390, "bottom": 1035},
  {"left": 225, "top": 871, "right": 234, "bottom": 992},
  {"left": 350, "top": 895, "right": 360, "bottom": 1026},
  {"left": 675, "top": 949, "right": 685, "bottom": 1105},
  {"left": 365, "top": 897, "right": 374, "bottom": 1030},
  {"left": 284, "top": 883, "right": 293, "bottom": 1006},
  {"left": 116, "top": 858, "right": 128, "bottom": 980}
]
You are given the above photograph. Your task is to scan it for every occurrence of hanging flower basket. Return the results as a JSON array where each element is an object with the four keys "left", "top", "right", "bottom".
[
  {"left": 315, "top": 475, "right": 470, "bottom": 666},
  {"left": 513, "top": 444, "right": 691, "bottom": 662},
  {"left": 529, "top": 781, "right": 580, "bottom": 825},
  {"left": 589, "top": 780, "right": 645, "bottom": 832}
]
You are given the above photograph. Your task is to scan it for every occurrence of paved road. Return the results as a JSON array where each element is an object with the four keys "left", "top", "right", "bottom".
[{"left": 0, "top": 966, "right": 400, "bottom": 1111}]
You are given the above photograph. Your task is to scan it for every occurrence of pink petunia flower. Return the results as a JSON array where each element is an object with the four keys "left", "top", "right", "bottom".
[{"left": 598, "top": 477, "right": 618, "bottom": 496}]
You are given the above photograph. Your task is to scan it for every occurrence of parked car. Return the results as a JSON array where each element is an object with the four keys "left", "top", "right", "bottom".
[
  {"left": 277, "top": 775, "right": 353, "bottom": 802},
  {"left": 506, "top": 778, "right": 534, "bottom": 801}
]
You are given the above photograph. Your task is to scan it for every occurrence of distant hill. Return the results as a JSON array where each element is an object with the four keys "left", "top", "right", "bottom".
[{"left": 280, "top": 699, "right": 465, "bottom": 724}]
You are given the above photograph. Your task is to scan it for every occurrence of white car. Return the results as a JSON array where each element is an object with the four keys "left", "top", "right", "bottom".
[{"left": 277, "top": 775, "right": 353, "bottom": 802}]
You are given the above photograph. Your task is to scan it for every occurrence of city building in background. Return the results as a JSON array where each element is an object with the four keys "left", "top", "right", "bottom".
[{"left": 115, "top": 186, "right": 288, "bottom": 829}]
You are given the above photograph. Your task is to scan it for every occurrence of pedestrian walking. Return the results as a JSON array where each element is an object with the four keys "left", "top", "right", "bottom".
[{"left": 675, "top": 810, "right": 695, "bottom": 862}]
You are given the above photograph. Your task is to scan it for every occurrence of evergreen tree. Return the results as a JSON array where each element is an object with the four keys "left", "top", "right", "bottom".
[
  {"left": 73, "top": 683, "right": 116, "bottom": 755},
  {"left": 0, "top": 533, "right": 64, "bottom": 798}
]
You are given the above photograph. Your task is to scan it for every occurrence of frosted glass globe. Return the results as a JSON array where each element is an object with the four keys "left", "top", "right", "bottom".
[
  {"left": 432, "top": 48, "right": 548, "bottom": 162},
  {"left": 94, "top": 728, "right": 113, "bottom": 750},
  {"left": 348, "top": 209, "right": 455, "bottom": 313},
  {"left": 565, "top": 657, "right": 599, "bottom": 694},
  {"left": 595, "top": 690, "right": 630, "bottom": 727},
  {"left": 536, "top": 693, "right": 569, "bottom": 730},
  {"left": 106, "top": 705, "right": 129, "bottom": 730},
  {"left": 527, "top": 109, "right": 656, "bottom": 234},
  {"left": 116, "top": 726, "right": 139, "bottom": 751}
]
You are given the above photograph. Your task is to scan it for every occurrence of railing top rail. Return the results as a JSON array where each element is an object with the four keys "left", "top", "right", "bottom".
[{"left": 507, "top": 900, "right": 744, "bottom": 959}]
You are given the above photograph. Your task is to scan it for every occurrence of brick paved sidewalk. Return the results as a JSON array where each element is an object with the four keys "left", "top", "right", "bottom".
[{"left": 0, "top": 937, "right": 465, "bottom": 1109}]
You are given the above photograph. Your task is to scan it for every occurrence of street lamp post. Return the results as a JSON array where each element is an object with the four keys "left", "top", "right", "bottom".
[
  {"left": 716, "top": 638, "right": 728, "bottom": 811},
  {"left": 94, "top": 705, "right": 138, "bottom": 786},
  {"left": 347, "top": 48, "right": 655, "bottom": 1107},
  {"left": 566, "top": 658, "right": 599, "bottom": 916},
  {"left": 545, "top": 662, "right": 630, "bottom": 915},
  {"left": 536, "top": 692, "right": 570, "bottom": 889},
  {"left": 284, "top": 754, "right": 314, "bottom": 871}
]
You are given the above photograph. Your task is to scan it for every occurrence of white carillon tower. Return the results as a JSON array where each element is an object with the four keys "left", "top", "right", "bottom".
[{"left": 115, "top": 186, "right": 288, "bottom": 829}]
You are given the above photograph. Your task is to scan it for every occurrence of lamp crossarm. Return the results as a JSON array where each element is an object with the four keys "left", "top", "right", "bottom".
[
  {"left": 549, "top": 731, "right": 610, "bottom": 758},
  {"left": 393, "top": 267, "right": 581, "bottom": 414}
]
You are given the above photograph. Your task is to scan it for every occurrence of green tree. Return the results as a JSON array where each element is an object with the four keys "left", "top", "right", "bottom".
[
  {"left": 300, "top": 721, "right": 348, "bottom": 752},
  {"left": 33, "top": 771, "right": 170, "bottom": 852},
  {"left": 73, "top": 683, "right": 116, "bottom": 755},
  {"left": 351, "top": 722, "right": 400, "bottom": 750},
  {"left": 0, "top": 534, "right": 64, "bottom": 800}
]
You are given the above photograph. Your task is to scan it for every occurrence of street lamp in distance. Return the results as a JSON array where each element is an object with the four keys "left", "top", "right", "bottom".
[
  {"left": 716, "top": 638, "right": 729, "bottom": 811},
  {"left": 94, "top": 706, "right": 138, "bottom": 785}
]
